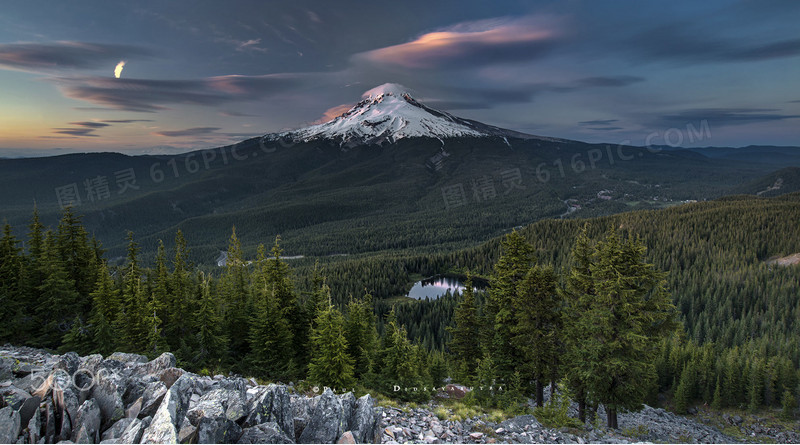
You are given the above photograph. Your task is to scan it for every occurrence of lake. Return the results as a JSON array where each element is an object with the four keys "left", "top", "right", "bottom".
[{"left": 407, "top": 274, "right": 485, "bottom": 300}]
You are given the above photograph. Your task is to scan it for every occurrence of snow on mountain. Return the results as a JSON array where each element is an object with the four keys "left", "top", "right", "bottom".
[{"left": 265, "top": 83, "right": 535, "bottom": 148}]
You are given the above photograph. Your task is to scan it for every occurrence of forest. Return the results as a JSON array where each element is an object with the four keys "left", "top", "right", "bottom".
[{"left": 0, "top": 193, "right": 798, "bottom": 427}]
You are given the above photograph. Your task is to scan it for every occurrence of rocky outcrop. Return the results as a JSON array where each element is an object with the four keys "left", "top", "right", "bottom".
[{"left": 0, "top": 346, "right": 382, "bottom": 444}]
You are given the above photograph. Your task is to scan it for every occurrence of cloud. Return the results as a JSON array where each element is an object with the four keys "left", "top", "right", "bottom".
[
  {"left": 585, "top": 126, "right": 623, "bottom": 131},
  {"left": 630, "top": 24, "right": 800, "bottom": 64},
  {"left": 0, "top": 41, "right": 151, "bottom": 73},
  {"left": 50, "top": 73, "right": 305, "bottom": 112},
  {"left": 51, "top": 127, "right": 100, "bottom": 137},
  {"left": 100, "top": 119, "right": 154, "bottom": 123},
  {"left": 355, "top": 15, "right": 564, "bottom": 70},
  {"left": 219, "top": 110, "right": 259, "bottom": 117},
  {"left": 314, "top": 103, "right": 352, "bottom": 123},
  {"left": 576, "top": 76, "right": 644, "bottom": 87},
  {"left": 579, "top": 119, "right": 620, "bottom": 126},
  {"left": 153, "top": 127, "right": 222, "bottom": 137},
  {"left": 68, "top": 121, "right": 111, "bottom": 128},
  {"left": 652, "top": 108, "right": 800, "bottom": 128}
]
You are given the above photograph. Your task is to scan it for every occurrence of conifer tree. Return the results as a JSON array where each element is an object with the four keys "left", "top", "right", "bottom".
[
  {"left": 308, "top": 286, "right": 354, "bottom": 389},
  {"left": 711, "top": 376, "right": 723, "bottom": 411},
  {"left": 485, "top": 231, "right": 534, "bottom": 384},
  {"left": 37, "top": 230, "right": 80, "bottom": 347},
  {"left": 345, "top": 291, "right": 378, "bottom": 379},
  {"left": 195, "top": 273, "right": 227, "bottom": 367},
  {"left": 61, "top": 315, "right": 93, "bottom": 355},
  {"left": 0, "top": 223, "right": 22, "bottom": 341},
  {"left": 221, "top": 227, "right": 252, "bottom": 360},
  {"left": 89, "top": 262, "right": 118, "bottom": 355},
  {"left": 167, "top": 230, "right": 193, "bottom": 349},
  {"left": 446, "top": 274, "right": 481, "bottom": 384},
  {"left": 249, "top": 268, "right": 293, "bottom": 379},
  {"left": 514, "top": 264, "right": 560, "bottom": 406},
  {"left": 781, "top": 389, "right": 797, "bottom": 420}
]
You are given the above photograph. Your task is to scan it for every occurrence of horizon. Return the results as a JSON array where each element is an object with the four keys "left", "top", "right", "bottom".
[{"left": 1, "top": 0, "right": 799, "bottom": 156}]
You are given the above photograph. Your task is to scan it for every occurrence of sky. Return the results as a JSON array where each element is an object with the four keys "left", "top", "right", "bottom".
[{"left": 0, "top": 0, "right": 799, "bottom": 156}]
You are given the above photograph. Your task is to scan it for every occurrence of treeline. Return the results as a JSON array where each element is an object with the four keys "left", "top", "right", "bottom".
[{"left": 0, "top": 207, "right": 443, "bottom": 402}]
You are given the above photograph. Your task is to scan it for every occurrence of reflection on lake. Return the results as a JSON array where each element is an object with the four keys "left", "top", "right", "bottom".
[{"left": 407, "top": 275, "right": 479, "bottom": 300}]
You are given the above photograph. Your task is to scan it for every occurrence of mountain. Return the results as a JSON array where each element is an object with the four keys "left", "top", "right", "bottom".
[
  {"left": 266, "top": 83, "right": 540, "bottom": 148},
  {"left": 0, "top": 85, "right": 798, "bottom": 264}
]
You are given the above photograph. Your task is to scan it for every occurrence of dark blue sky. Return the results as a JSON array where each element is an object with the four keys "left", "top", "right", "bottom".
[{"left": 1, "top": 0, "right": 798, "bottom": 155}]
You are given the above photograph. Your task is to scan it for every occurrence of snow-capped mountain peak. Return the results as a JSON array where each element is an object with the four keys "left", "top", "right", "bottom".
[{"left": 265, "top": 83, "right": 534, "bottom": 147}]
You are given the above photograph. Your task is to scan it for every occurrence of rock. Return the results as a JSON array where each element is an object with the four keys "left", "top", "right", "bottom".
[
  {"left": 0, "top": 406, "right": 22, "bottom": 443},
  {"left": 298, "top": 388, "right": 346, "bottom": 444},
  {"left": 244, "top": 384, "right": 294, "bottom": 438},
  {"left": 157, "top": 368, "right": 184, "bottom": 389},
  {"left": 178, "top": 417, "right": 197, "bottom": 444},
  {"left": 350, "top": 394, "right": 380, "bottom": 443},
  {"left": 72, "top": 399, "right": 101, "bottom": 444},
  {"left": 731, "top": 415, "right": 744, "bottom": 426},
  {"left": 337, "top": 431, "right": 356, "bottom": 444},
  {"left": 140, "top": 374, "right": 193, "bottom": 444},
  {"left": 118, "top": 417, "right": 147, "bottom": 444},
  {"left": 53, "top": 352, "right": 81, "bottom": 376},
  {"left": 238, "top": 422, "right": 295, "bottom": 444},
  {"left": 687, "top": 406, "right": 698, "bottom": 415},
  {"left": 27, "top": 404, "right": 42, "bottom": 444},
  {"left": 91, "top": 369, "right": 125, "bottom": 429},
  {"left": 499, "top": 415, "right": 540, "bottom": 434},
  {"left": 107, "top": 353, "right": 148, "bottom": 364},
  {"left": 186, "top": 389, "right": 230, "bottom": 426},
  {"left": 139, "top": 381, "right": 168, "bottom": 418},
  {"left": 444, "top": 384, "right": 469, "bottom": 399},
  {"left": 125, "top": 397, "right": 142, "bottom": 419},
  {"left": 340, "top": 393, "right": 357, "bottom": 432},
  {"left": 0, "top": 385, "right": 31, "bottom": 410},
  {"left": 135, "top": 353, "right": 176, "bottom": 377},
  {"left": 196, "top": 417, "right": 243, "bottom": 444},
  {"left": 101, "top": 418, "right": 134, "bottom": 442},
  {"left": 469, "top": 432, "right": 484, "bottom": 440}
]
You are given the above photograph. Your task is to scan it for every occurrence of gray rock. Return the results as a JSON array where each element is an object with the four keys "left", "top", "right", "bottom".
[
  {"left": 340, "top": 393, "right": 357, "bottom": 433},
  {"left": 0, "top": 385, "right": 31, "bottom": 410},
  {"left": 135, "top": 353, "right": 176, "bottom": 377},
  {"left": 27, "top": 404, "right": 42, "bottom": 443},
  {"left": 139, "top": 381, "right": 168, "bottom": 418},
  {"left": 238, "top": 422, "right": 295, "bottom": 444},
  {"left": 186, "top": 389, "right": 229, "bottom": 426},
  {"left": 72, "top": 399, "right": 101, "bottom": 444},
  {"left": 53, "top": 352, "right": 81, "bottom": 376},
  {"left": 244, "top": 384, "right": 294, "bottom": 438},
  {"left": 101, "top": 418, "right": 134, "bottom": 442},
  {"left": 298, "top": 388, "right": 346, "bottom": 444},
  {"left": 157, "top": 368, "right": 184, "bottom": 389},
  {"left": 125, "top": 397, "right": 142, "bottom": 419},
  {"left": 178, "top": 417, "right": 197, "bottom": 444},
  {"left": 107, "top": 353, "right": 148, "bottom": 364},
  {"left": 0, "top": 406, "right": 22, "bottom": 443},
  {"left": 91, "top": 370, "right": 125, "bottom": 429},
  {"left": 118, "top": 417, "right": 147, "bottom": 444},
  {"left": 196, "top": 416, "right": 243, "bottom": 444},
  {"left": 140, "top": 374, "right": 193, "bottom": 444},
  {"left": 350, "top": 394, "right": 380, "bottom": 444},
  {"left": 337, "top": 431, "right": 356, "bottom": 444},
  {"left": 500, "top": 415, "right": 540, "bottom": 434}
]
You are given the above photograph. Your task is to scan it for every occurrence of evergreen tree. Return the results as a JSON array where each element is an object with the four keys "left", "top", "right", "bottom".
[
  {"left": 195, "top": 272, "right": 227, "bottom": 368},
  {"left": 485, "top": 231, "right": 534, "bottom": 384},
  {"left": 167, "top": 230, "right": 194, "bottom": 351},
  {"left": 446, "top": 274, "right": 481, "bottom": 384},
  {"left": 37, "top": 230, "right": 80, "bottom": 347},
  {"left": 781, "top": 389, "right": 797, "bottom": 420},
  {"left": 345, "top": 291, "right": 378, "bottom": 379},
  {"left": 221, "top": 226, "right": 252, "bottom": 360},
  {"left": 566, "top": 229, "right": 677, "bottom": 428},
  {"left": 89, "top": 262, "right": 118, "bottom": 355},
  {"left": 0, "top": 223, "right": 22, "bottom": 341},
  {"left": 308, "top": 287, "right": 354, "bottom": 389},
  {"left": 514, "top": 264, "right": 560, "bottom": 406},
  {"left": 61, "top": 315, "right": 93, "bottom": 355},
  {"left": 116, "top": 232, "right": 143, "bottom": 351},
  {"left": 249, "top": 265, "right": 294, "bottom": 379},
  {"left": 711, "top": 376, "right": 723, "bottom": 411}
]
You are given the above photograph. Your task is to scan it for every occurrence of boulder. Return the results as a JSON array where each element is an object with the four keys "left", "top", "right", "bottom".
[
  {"left": 27, "top": 404, "right": 42, "bottom": 443},
  {"left": 157, "top": 368, "right": 184, "bottom": 389},
  {"left": 500, "top": 415, "right": 540, "bottom": 434},
  {"left": 238, "top": 422, "right": 295, "bottom": 444},
  {"left": 340, "top": 393, "right": 357, "bottom": 433},
  {"left": 107, "top": 353, "right": 148, "bottom": 364},
  {"left": 244, "top": 384, "right": 294, "bottom": 438},
  {"left": 444, "top": 384, "right": 469, "bottom": 399},
  {"left": 53, "top": 352, "right": 81, "bottom": 376},
  {"left": 91, "top": 369, "right": 125, "bottom": 429},
  {"left": 298, "top": 388, "right": 346, "bottom": 444},
  {"left": 72, "top": 399, "right": 101, "bottom": 444},
  {"left": 125, "top": 397, "right": 142, "bottom": 419},
  {"left": 196, "top": 416, "right": 243, "bottom": 444},
  {"left": 140, "top": 374, "right": 193, "bottom": 444},
  {"left": 0, "top": 406, "right": 21, "bottom": 443},
  {"left": 135, "top": 353, "right": 176, "bottom": 377},
  {"left": 351, "top": 394, "right": 380, "bottom": 443},
  {"left": 337, "top": 431, "right": 356, "bottom": 444},
  {"left": 101, "top": 417, "right": 134, "bottom": 442},
  {"left": 118, "top": 417, "right": 147, "bottom": 444},
  {"left": 140, "top": 381, "right": 168, "bottom": 418},
  {"left": 0, "top": 385, "right": 31, "bottom": 410},
  {"left": 178, "top": 417, "right": 197, "bottom": 444}
]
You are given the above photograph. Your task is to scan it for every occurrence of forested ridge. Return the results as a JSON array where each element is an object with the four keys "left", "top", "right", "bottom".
[{"left": 0, "top": 192, "right": 798, "bottom": 426}]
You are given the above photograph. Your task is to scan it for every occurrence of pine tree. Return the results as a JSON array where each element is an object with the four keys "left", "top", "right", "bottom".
[
  {"left": 748, "top": 359, "right": 765, "bottom": 413},
  {"left": 446, "top": 273, "right": 481, "bottom": 384},
  {"left": 781, "top": 389, "right": 797, "bottom": 420},
  {"left": 167, "top": 230, "right": 194, "bottom": 350},
  {"left": 345, "top": 291, "right": 378, "bottom": 379},
  {"left": 485, "top": 231, "right": 534, "bottom": 384},
  {"left": 711, "top": 376, "right": 723, "bottom": 411},
  {"left": 248, "top": 270, "right": 293, "bottom": 379},
  {"left": 195, "top": 273, "right": 227, "bottom": 368},
  {"left": 221, "top": 227, "right": 252, "bottom": 360},
  {"left": 116, "top": 232, "right": 142, "bottom": 351},
  {"left": 514, "top": 264, "right": 560, "bottom": 406},
  {"left": 565, "top": 229, "right": 677, "bottom": 428},
  {"left": 308, "top": 287, "right": 354, "bottom": 389},
  {"left": 55, "top": 207, "right": 95, "bottom": 309},
  {"left": 89, "top": 262, "right": 118, "bottom": 355},
  {"left": 37, "top": 230, "right": 80, "bottom": 347},
  {"left": 674, "top": 364, "right": 696, "bottom": 414},
  {"left": 0, "top": 223, "right": 22, "bottom": 342},
  {"left": 61, "top": 315, "right": 93, "bottom": 355}
]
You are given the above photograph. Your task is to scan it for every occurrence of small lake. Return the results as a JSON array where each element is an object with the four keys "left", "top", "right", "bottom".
[{"left": 407, "top": 274, "right": 486, "bottom": 300}]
